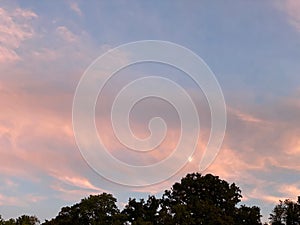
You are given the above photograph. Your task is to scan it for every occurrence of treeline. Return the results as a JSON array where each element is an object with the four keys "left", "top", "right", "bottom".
[{"left": 0, "top": 173, "right": 299, "bottom": 225}]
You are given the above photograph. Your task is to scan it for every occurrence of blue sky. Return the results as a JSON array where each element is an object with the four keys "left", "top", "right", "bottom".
[{"left": 0, "top": 0, "right": 300, "bottom": 223}]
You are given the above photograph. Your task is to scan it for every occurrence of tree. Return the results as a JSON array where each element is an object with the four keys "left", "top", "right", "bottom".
[
  {"left": 0, "top": 215, "right": 39, "bottom": 225},
  {"left": 3, "top": 219, "right": 16, "bottom": 225},
  {"left": 159, "top": 173, "right": 261, "bottom": 225},
  {"left": 270, "top": 200, "right": 285, "bottom": 225},
  {"left": 235, "top": 205, "right": 262, "bottom": 225},
  {"left": 122, "top": 195, "right": 159, "bottom": 225},
  {"left": 16, "top": 215, "right": 39, "bottom": 225},
  {"left": 43, "top": 193, "right": 122, "bottom": 225},
  {"left": 0, "top": 216, "right": 4, "bottom": 225},
  {"left": 270, "top": 199, "right": 300, "bottom": 225},
  {"left": 284, "top": 199, "right": 300, "bottom": 225}
]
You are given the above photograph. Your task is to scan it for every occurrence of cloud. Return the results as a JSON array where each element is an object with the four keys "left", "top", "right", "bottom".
[
  {"left": 31, "top": 48, "right": 58, "bottom": 61},
  {"left": 227, "top": 107, "right": 269, "bottom": 124},
  {"left": 51, "top": 183, "right": 102, "bottom": 202},
  {"left": 69, "top": 2, "right": 82, "bottom": 17},
  {"left": 0, "top": 193, "right": 46, "bottom": 207},
  {"left": 14, "top": 8, "right": 38, "bottom": 19},
  {"left": 0, "top": 35, "right": 130, "bottom": 200},
  {"left": 0, "top": 194, "right": 21, "bottom": 207},
  {"left": 275, "top": 0, "right": 300, "bottom": 32},
  {"left": 248, "top": 189, "right": 284, "bottom": 204},
  {"left": 279, "top": 184, "right": 300, "bottom": 200},
  {"left": 0, "top": 60, "right": 115, "bottom": 208},
  {"left": 51, "top": 173, "right": 104, "bottom": 192},
  {"left": 285, "top": 0, "right": 300, "bottom": 31},
  {"left": 56, "top": 26, "right": 77, "bottom": 43},
  {"left": 0, "top": 7, "right": 37, "bottom": 63},
  {"left": 0, "top": 46, "right": 19, "bottom": 62}
]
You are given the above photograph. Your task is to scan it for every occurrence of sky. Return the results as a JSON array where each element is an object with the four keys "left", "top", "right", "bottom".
[{"left": 0, "top": 0, "right": 300, "bottom": 223}]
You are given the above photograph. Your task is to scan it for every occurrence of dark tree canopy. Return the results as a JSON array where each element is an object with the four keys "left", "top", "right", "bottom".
[
  {"left": 43, "top": 193, "right": 122, "bottom": 225},
  {"left": 270, "top": 199, "right": 300, "bottom": 225},
  {"left": 235, "top": 205, "right": 262, "bottom": 225},
  {"left": 0, "top": 215, "right": 39, "bottom": 225},
  {"left": 122, "top": 196, "right": 160, "bottom": 225},
  {"left": 158, "top": 173, "right": 261, "bottom": 225}
]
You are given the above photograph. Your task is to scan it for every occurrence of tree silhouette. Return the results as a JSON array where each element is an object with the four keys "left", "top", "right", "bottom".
[
  {"left": 121, "top": 173, "right": 262, "bottom": 225},
  {"left": 122, "top": 195, "right": 159, "bottom": 224},
  {"left": 0, "top": 215, "right": 39, "bottom": 225},
  {"left": 270, "top": 199, "right": 300, "bottom": 225},
  {"left": 16, "top": 215, "right": 39, "bottom": 225},
  {"left": 44, "top": 193, "right": 122, "bottom": 225},
  {"left": 235, "top": 205, "right": 262, "bottom": 225},
  {"left": 158, "top": 173, "right": 261, "bottom": 225}
]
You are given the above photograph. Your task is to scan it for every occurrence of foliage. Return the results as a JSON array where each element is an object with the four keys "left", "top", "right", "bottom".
[
  {"left": 43, "top": 193, "right": 122, "bottom": 225},
  {"left": 122, "top": 196, "right": 159, "bottom": 224},
  {"left": 121, "top": 173, "right": 262, "bottom": 225},
  {"left": 235, "top": 205, "right": 262, "bottom": 225},
  {"left": 0, "top": 215, "right": 39, "bottom": 225},
  {"left": 270, "top": 199, "right": 300, "bottom": 225},
  {"left": 158, "top": 173, "right": 261, "bottom": 225}
]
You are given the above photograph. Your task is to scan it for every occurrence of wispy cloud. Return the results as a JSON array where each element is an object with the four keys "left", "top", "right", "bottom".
[
  {"left": 51, "top": 183, "right": 102, "bottom": 202},
  {"left": 51, "top": 173, "right": 104, "bottom": 192},
  {"left": 275, "top": 0, "right": 300, "bottom": 32},
  {"left": 69, "top": 2, "right": 82, "bottom": 17},
  {"left": 56, "top": 26, "right": 77, "bottom": 43},
  {"left": 0, "top": 7, "right": 37, "bottom": 63},
  {"left": 0, "top": 194, "right": 21, "bottom": 207},
  {"left": 285, "top": 0, "right": 300, "bottom": 32},
  {"left": 0, "top": 193, "right": 46, "bottom": 207},
  {"left": 280, "top": 184, "right": 300, "bottom": 200},
  {"left": 228, "top": 107, "right": 269, "bottom": 124}
]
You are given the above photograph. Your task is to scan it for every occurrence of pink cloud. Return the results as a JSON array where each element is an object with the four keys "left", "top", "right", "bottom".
[
  {"left": 228, "top": 107, "right": 270, "bottom": 125},
  {"left": 285, "top": 0, "right": 300, "bottom": 31},
  {"left": 50, "top": 182, "right": 105, "bottom": 202},
  {"left": 32, "top": 48, "right": 58, "bottom": 61},
  {"left": 0, "top": 7, "right": 37, "bottom": 63},
  {"left": 279, "top": 184, "right": 300, "bottom": 201},
  {"left": 56, "top": 26, "right": 77, "bottom": 43},
  {"left": 50, "top": 173, "right": 104, "bottom": 192},
  {"left": 0, "top": 46, "right": 20, "bottom": 62},
  {"left": 69, "top": 2, "right": 82, "bottom": 17},
  {"left": 0, "top": 76, "right": 114, "bottom": 207},
  {"left": 14, "top": 8, "right": 38, "bottom": 19},
  {"left": 0, "top": 194, "right": 21, "bottom": 207},
  {"left": 275, "top": 0, "right": 300, "bottom": 32},
  {"left": 249, "top": 191, "right": 284, "bottom": 204},
  {"left": 0, "top": 193, "right": 46, "bottom": 207}
]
